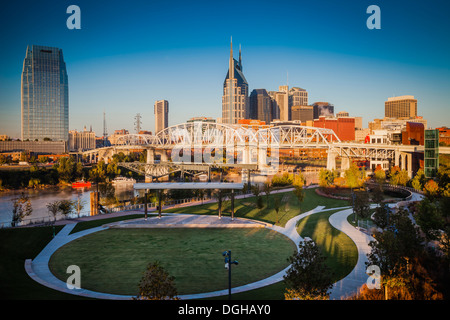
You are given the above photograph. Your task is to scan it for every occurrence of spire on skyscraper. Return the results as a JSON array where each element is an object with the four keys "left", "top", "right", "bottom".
[{"left": 229, "top": 36, "right": 234, "bottom": 79}]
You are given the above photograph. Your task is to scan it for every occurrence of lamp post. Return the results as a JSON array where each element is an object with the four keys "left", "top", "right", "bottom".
[
  {"left": 351, "top": 189, "right": 356, "bottom": 223},
  {"left": 223, "top": 250, "right": 238, "bottom": 300}
]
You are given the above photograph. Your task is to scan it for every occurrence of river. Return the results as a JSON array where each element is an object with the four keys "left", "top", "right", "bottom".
[{"left": 0, "top": 184, "right": 140, "bottom": 228}]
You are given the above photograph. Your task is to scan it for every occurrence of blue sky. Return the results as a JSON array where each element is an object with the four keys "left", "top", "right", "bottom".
[{"left": 1, "top": 0, "right": 449, "bottom": 138}]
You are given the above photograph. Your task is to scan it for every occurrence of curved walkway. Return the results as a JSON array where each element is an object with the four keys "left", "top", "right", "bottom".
[
  {"left": 25, "top": 206, "right": 363, "bottom": 300},
  {"left": 25, "top": 189, "right": 423, "bottom": 300}
]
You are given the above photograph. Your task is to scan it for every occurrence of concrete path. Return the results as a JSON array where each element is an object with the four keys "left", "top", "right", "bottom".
[
  {"left": 328, "top": 208, "right": 375, "bottom": 300},
  {"left": 25, "top": 206, "right": 361, "bottom": 300},
  {"left": 25, "top": 188, "right": 423, "bottom": 300}
]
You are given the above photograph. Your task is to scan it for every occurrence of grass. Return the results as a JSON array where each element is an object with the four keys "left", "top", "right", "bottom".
[
  {"left": 49, "top": 228, "right": 297, "bottom": 296},
  {"left": 69, "top": 214, "right": 143, "bottom": 234},
  {"left": 0, "top": 188, "right": 356, "bottom": 300},
  {"left": 296, "top": 209, "right": 358, "bottom": 283},
  {"left": 0, "top": 225, "right": 83, "bottom": 299},
  {"left": 164, "top": 187, "right": 348, "bottom": 227}
]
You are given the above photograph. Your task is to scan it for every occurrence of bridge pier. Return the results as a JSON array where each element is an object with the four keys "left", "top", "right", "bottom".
[
  {"left": 257, "top": 146, "right": 267, "bottom": 172},
  {"left": 146, "top": 149, "right": 154, "bottom": 164},
  {"left": 340, "top": 156, "right": 350, "bottom": 176},
  {"left": 326, "top": 150, "right": 337, "bottom": 171}
]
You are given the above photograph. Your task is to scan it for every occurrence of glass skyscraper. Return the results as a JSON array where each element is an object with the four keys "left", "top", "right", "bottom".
[{"left": 21, "top": 45, "right": 69, "bottom": 141}]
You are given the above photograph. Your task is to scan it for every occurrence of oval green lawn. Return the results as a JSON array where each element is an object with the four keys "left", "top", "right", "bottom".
[{"left": 49, "top": 228, "right": 296, "bottom": 296}]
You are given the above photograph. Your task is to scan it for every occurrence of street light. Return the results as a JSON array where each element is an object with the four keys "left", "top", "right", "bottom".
[
  {"left": 222, "top": 250, "right": 238, "bottom": 300},
  {"left": 351, "top": 189, "right": 356, "bottom": 223}
]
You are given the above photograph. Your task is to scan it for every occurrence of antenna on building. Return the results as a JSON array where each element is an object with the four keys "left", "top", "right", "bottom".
[{"left": 134, "top": 113, "right": 142, "bottom": 133}]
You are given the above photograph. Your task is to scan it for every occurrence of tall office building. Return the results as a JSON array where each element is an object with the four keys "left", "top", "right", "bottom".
[
  {"left": 249, "top": 89, "right": 272, "bottom": 124},
  {"left": 289, "top": 87, "right": 308, "bottom": 107},
  {"left": 222, "top": 39, "right": 248, "bottom": 124},
  {"left": 154, "top": 100, "right": 169, "bottom": 134},
  {"left": 385, "top": 95, "right": 417, "bottom": 118},
  {"left": 269, "top": 87, "right": 289, "bottom": 121},
  {"left": 21, "top": 45, "right": 69, "bottom": 141}
]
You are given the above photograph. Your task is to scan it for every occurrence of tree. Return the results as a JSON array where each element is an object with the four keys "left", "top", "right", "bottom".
[
  {"left": 251, "top": 184, "right": 263, "bottom": 209},
  {"left": 367, "top": 208, "right": 423, "bottom": 279},
  {"left": 11, "top": 194, "right": 33, "bottom": 227},
  {"left": 373, "top": 165, "right": 386, "bottom": 184},
  {"left": 416, "top": 198, "right": 446, "bottom": 242},
  {"left": 46, "top": 200, "right": 61, "bottom": 222},
  {"left": 373, "top": 204, "right": 390, "bottom": 229},
  {"left": 75, "top": 195, "right": 86, "bottom": 218},
  {"left": 389, "top": 167, "right": 409, "bottom": 186},
  {"left": 284, "top": 239, "right": 334, "bottom": 300},
  {"left": 135, "top": 261, "right": 178, "bottom": 300},
  {"left": 411, "top": 168, "right": 426, "bottom": 191},
  {"left": 273, "top": 195, "right": 281, "bottom": 225},
  {"left": 89, "top": 160, "right": 107, "bottom": 184},
  {"left": 292, "top": 172, "right": 305, "bottom": 204},
  {"left": 423, "top": 179, "right": 439, "bottom": 199},
  {"left": 263, "top": 181, "right": 273, "bottom": 206},
  {"left": 344, "top": 162, "right": 365, "bottom": 189},
  {"left": 55, "top": 157, "right": 76, "bottom": 183},
  {"left": 370, "top": 184, "right": 384, "bottom": 207},
  {"left": 58, "top": 200, "right": 75, "bottom": 218},
  {"left": 318, "top": 169, "right": 337, "bottom": 188},
  {"left": 352, "top": 189, "right": 371, "bottom": 220}
]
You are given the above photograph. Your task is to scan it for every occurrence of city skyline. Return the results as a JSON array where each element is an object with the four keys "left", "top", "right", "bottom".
[{"left": 1, "top": 0, "right": 449, "bottom": 138}]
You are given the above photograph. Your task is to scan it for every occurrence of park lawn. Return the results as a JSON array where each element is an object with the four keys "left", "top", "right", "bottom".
[
  {"left": 296, "top": 209, "right": 358, "bottom": 284},
  {"left": 49, "top": 227, "right": 297, "bottom": 296},
  {"left": 69, "top": 214, "right": 143, "bottom": 234},
  {"left": 164, "top": 188, "right": 349, "bottom": 227},
  {"left": 0, "top": 225, "right": 84, "bottom": 299}
]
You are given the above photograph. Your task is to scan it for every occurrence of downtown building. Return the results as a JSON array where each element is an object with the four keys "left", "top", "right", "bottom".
[
  {"left": 21, "top": 45, "right": 69, "bottom": 141},
  {"left": 222, "top": 40, "right": 249, "bottom": 124},
  {"left": 267, "top": 86, "right": 309, "bottom": 122},
  {"left": 68, "top": 126, "right": 96, "bottom": 151},
  {"left": 154, "top": 100, "right": 169, "bottom": 134},
  {"left": 385, "top": 95, "right": 417, "bottom": 118},
  {"left": 289, "top": 87, "right": 308, "bottom": 107},
  {"left": 249, "top": 89, "right": 272, "bottom": 124}
]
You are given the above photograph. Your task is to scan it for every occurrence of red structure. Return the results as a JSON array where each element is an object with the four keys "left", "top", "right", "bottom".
[
  {"left": 402, "top": 122, "right": 424, "bottom": 145},
  {"left": 313, "top": 116, "right": 355, "bottom": 141},
  {"left": 437, "top": 127, "right": 450, "bottom": 146},
  {"left": 72, "top": 181, "right": 91, "bottom": 188}
]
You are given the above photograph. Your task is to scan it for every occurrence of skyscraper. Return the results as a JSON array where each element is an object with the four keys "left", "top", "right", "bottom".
[
  {"left": 21, "top": 45, "right": 69, "bottom": 141},
  {"left": 222, "top": 39, "right": 248, "bottom": 124},
  {"left": 154, "top": 100, "right": 169, "bottom": 134},
  {"left": 269, "top": 87, "right": 289, "bottom": 121},
  {"left": 289, "top": 87, "right": 308, "bottom": 107},
  {"left": 249, "top": 89, "right": 272, "bottom": 124},
  {"left": 385, "top": 95, "right": 417, "bottom": 118}
]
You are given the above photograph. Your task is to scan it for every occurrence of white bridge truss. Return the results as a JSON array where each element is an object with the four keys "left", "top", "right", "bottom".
[
  {"left": 114, "top": 122, "right": 341, "bottom": 149},
  {"left": 76, "top": 121, "right": 449, "bottom": 179}
]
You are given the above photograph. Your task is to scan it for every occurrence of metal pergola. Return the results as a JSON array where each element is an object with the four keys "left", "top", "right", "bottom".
[{"left": 134, "top": 182, "right": 244, "bottom": 220}]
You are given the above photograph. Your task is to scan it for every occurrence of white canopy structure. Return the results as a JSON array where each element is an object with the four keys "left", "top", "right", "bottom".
[
  {"left": 133, "top": 182, "right": 244, "bottom": 190},
  {"left": 134, "top": 182, "right": 244, "bottom": 220}
]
